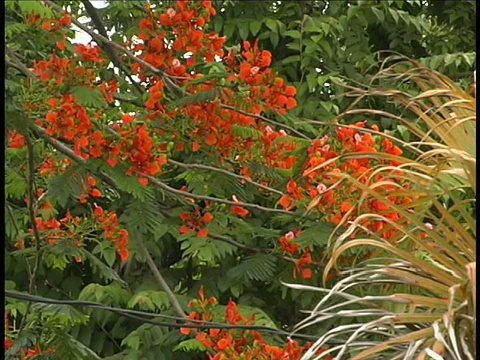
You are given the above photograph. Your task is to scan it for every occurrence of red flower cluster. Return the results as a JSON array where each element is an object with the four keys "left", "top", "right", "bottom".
[
  {"left": 37, "top": 157, "right": 72, "bottom": 176},
  {"left": 37, "top": 96, "right": 92, "bottom": 156},
  {"left": 132, "top": 1, "right": 224, "bottom": 81},
  {"left": 79, "top": 175, "right": 103, "bottom": 204},
  {"left": 285, "top": 122, "right": 412, "bottom": 243},
  {"left": 180, "top": 288, "right": 332, "bottom": 359},
  {"left": 41, "top": 12, "right": 71, "bottom": 31},
  {"left": 179, "top": 209, "right": 214, "bottom": 238},
  {"left": 33, "top": 54, "right": 97, "bottom": 87},
  {"left": 92, "top": 205, "right": 129, "bottom": 261},
  {"left": 278, "top": 230, "right": 313, "bottom": 279},
  {"left": 7, "top": 130, "right": 25, "bottom": 149},
  {"left": 108, "top": 122, "right": 168, "bottom": 185}
]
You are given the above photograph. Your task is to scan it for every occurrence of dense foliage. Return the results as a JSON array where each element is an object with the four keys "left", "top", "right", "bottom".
[{"left": 4, "top": 1, "right": 475, "bottom": 359}]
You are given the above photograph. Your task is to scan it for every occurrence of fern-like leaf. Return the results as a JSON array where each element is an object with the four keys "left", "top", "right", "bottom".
[{"left": 227, "top": 254, "right": 277, "bottom": 282}]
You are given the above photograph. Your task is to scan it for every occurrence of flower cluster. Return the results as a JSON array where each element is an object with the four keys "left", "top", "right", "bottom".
[
  {"left": 92, "top": 205, "right": 129, "bottom": 261},
  {"left": 278, "top": 230, "right": 313, "bottom": 279},
  {"left": 133, "top": 0, "right": 223, "bottom": 80},
  {"left": 179, "top": 209, "right": 214, "bottom": 238},
  {"left": 7, "top": 130, "right": 25, "bottom": 149},
  {"left": 278, "top": 122, "right": 412, "bottom": 243},
  {"left": 180, "top": 289, "right": 332, "bottom": 360}
]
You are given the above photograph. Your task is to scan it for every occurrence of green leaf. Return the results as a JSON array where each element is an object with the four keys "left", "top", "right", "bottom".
[
  {"left": 103, "top": 248, "right": 116, "bottom": 267},
  {"left": 5, "top": 23, "right": 29, "bottom": 38},
  {"left": 397, "top": 125, "right": 410, "bottom": 142},
  {"left": 18, "top": 1, "right": 53, "bottom": 17},
  {"left": 250, "top": 20, "right": 262, "bottom": 36},
  {"left": 223, "top": 23, "right": 235, "bottom": 38},
  {"left": 180, "top": 237, "right": 236, "bottom": 263},
  {"left": 319, "top": 40, "right": 333, "bottom": 58},
  {"left": 212, "top": 14, "right": 223, "bottom": 33},
  {"left": 295, "top": 222, "right": 336, "bottom": 248},
  {"left": 103, "top": 162, "right": 154, "bottom": 201},
  {"left": 5, "top": 167, "right": 27, "bottom": 200},
  {"left": 270, "top": 31, "right": 279, "bottom": 48},
  {"left": 238, "top": 22, "right": 249, "bottom": 40},
  {"left": 173, "top": 339, "right": 207, "bottom": 353},
  {"left": 70, "top": 86, "right": 108, "bottom": 109},
  {"left": 371, "top": 7, "right": 385, "bottom": 23},
  {"left": 127, "top": 291, "right": 170, "bottom": 311},
  {"left": 285, "top": 30, "right": 301, "bottom": 39},
  {"left": 122, "top": 334, "right": 141, "bottom": 350},
  {"left": 47, "top": 166, "right": 86, "bottom": 208},
  {"left": 120, "top": 200, "right": 166, "bottom": 237},
  {"left": 281, "top": 55, "right": 301, "bottom": 65},
  {"left": 32, "top": 302, "right": 89, "bottom": 326},
  {"left": 231, "top": 124, "right": 263, "bottom": 140},
  {"left": 306, "top": 72, "right": 317, "bottom": 92},
  {"left": 83, "top": 250, "right": 126, "bottom": 284},
  {"left": 114, "top": 92, "right": 140, "bottom": 102},
  {"left": 265, "top": 18, "right": 278, "bottom": 32},
  {"left": 169, "top": 89, "right": 219, "bottom": 108},
  {"left": 227, "top": 254, "right": 277, "bottom": 282},
  {"left": 389, "top": 8, "right": 399, "bottom": 24}
]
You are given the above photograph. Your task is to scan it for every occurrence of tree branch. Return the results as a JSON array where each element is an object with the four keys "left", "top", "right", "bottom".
[
  {"left": 80, "top": 0, "right": 143, "bottom": 94},
  {"left": 128, "top": 228, "right": 187, "bottom": 318},
  {"left": 5, "top": 47, "right": 36, "bottom": 79},
  {"left": 141, "top": 172, "right": 292, "bottom": 214},
  {"left": 44, "top": 0, "right": 187, "bottom": 95},
  {"left": 18, "top": 133, "right": 42, "bottom": 333},
  {"left": 219, "top": 104, "right": 311, "bottom": 140},
  {"left": 168, "top": 159, "right": 285, "bottom": 196}
]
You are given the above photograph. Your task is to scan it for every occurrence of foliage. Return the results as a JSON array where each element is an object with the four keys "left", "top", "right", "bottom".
[
  {"left": 4, "top": 0, "right": 475, "bottom": 359},
  {"left": 211, "top": 0, "right": 476, "bottom": 121},
  {"left": 289, "top": 59, "right": 476, "bottom": 359}
]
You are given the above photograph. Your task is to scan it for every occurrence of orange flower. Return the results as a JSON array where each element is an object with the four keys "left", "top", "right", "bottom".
[
  {"left": 197, "top": 228, "right": 209, "bottom": 238},
  {"left": 191, "top": 141, "right": 200, "bottom": 152},
  {"left": 230, "top": 206, "right": 249, "bottom": 217},
  {"left": 179, "top": 226, "right": 191, "bottom": 234},
  {"left": 202, "top": 212, "right": 213, "bottom": 223},
  {"left": 216, "top": 337, "right": 231, "bottom": 350},
  {"left": 180, "top": 327, "right": 190, "bottom": 335},
  {"left": 209, "top": 328, "right": 220, "bottom": 337},
  {"left": 137, "top": 177, "right": 149, "bottom": 186},
  {"left": 90, "top": 189, "right": 102, "bottom": 197},
  {"left": 118, "top": 248, "right": 129, "bottom": 262},
  {"left": 301, "top": 268, "right": 312, "bottom": 279}
]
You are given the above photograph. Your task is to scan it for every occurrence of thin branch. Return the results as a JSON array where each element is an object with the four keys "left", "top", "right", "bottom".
[
  {"left": 44, "top": 0, "right": 187, "bottom": 94},
  {"left": 128, "top": 228, "right": 187, "bottom": 318},
  {"left": 207, "top": 233, "right": 300, "bottom": 264},
  {"left": 33, "top": 125, "right": 290, "bottom": 214},
  {"left": 220, "top": 104, "right": 311, "bottom": 140},
  {"left": 167, "top": 159, "right": 285, "bottom": 196},
  {"left": 25, "top": 134, "right": 41, "bottom": 295},
  {"left": 141, "top": 172, "right": 292, "bottom": 214},
  {"left": 80, "top": 0, "right": 143, "bottom": 94},
  {"left": 5, "top": 47, "right": 36, "bottom": 79},
  {"left": 18, "top": 133, "right": 42, "bottom": 333}
]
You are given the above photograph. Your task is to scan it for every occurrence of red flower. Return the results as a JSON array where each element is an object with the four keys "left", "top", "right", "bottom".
[
  {"left": 7, "top": 130, "right": 25, "bottom": 148},
  {"left": 230, "top": 206, "right": 249, "bottom": 217},
  {"left": 202, "top": 212, "right": 214, "bottom": 223},
  {"left": 197, "top": 228, "right": 209, "bottom": 238},
  {"left": 179, "top": 226, "right": 191, "bottom": 234}
]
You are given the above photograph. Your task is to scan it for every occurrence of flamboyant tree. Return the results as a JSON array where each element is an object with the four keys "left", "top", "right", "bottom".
[{"left": 4, "top": 1, "right": 475, "bottom": 359}]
